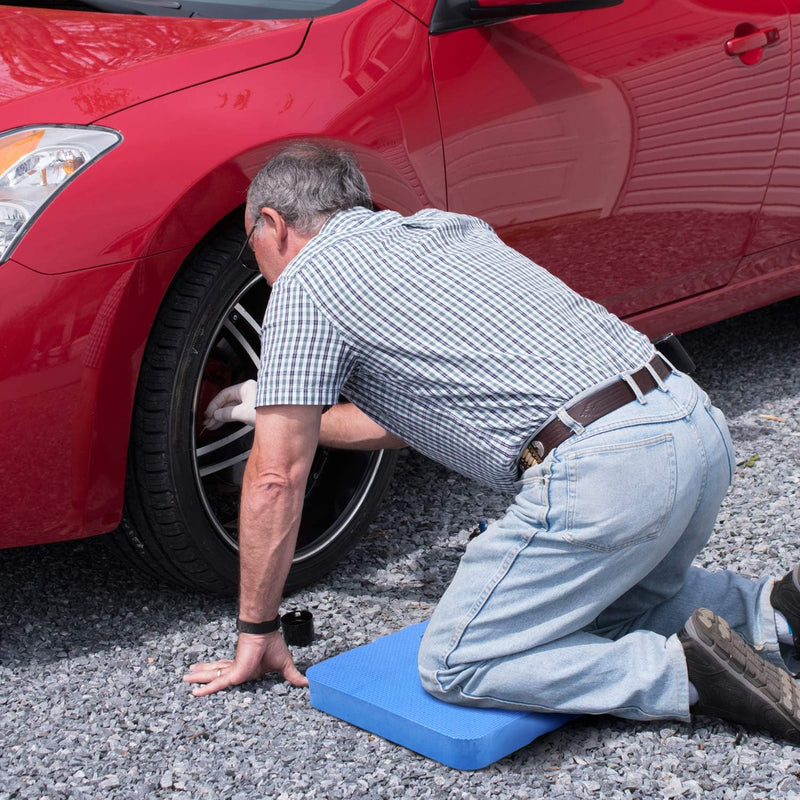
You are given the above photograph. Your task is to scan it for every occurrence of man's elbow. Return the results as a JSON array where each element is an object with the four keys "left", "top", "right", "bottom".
[{"left": 242, "top": 470, "right": 305, "bottom": 516}]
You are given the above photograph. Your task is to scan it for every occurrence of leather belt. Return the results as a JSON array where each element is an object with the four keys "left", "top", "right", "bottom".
[{"left": 518, "top": 355, "right": 671, "bottom": 472}]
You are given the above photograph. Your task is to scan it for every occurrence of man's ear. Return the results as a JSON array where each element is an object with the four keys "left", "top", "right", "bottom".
[{"left": 260, "top": 207, "right": 288, "bottom": 249}]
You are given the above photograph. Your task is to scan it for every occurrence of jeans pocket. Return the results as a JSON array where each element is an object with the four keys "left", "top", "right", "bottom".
[{"left": 563, "top": 432, "right": 677, "bottom": 552}]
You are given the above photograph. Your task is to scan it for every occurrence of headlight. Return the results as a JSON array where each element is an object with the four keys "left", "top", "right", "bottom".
[{"left": 0, "top": 126, "right": 121, "bottom": 263}]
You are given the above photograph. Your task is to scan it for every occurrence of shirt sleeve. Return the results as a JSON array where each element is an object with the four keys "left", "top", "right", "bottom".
[{"left": 255, "top": 278, "right": 356, "bottom": 407}]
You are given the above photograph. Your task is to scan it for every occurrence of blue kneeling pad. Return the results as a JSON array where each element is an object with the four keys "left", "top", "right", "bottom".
[{"left": 306, "top": 621, "right": 575, "bottom": 770}]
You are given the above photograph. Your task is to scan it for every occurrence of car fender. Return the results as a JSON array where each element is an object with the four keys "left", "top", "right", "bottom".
[{"left": 2, "top": 0, "right": 445, "bottom": 545}]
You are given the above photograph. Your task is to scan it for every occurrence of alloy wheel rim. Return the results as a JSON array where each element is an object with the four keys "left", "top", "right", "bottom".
[{"left": 190, "top": 271, "right": 387, "bottom": 561}]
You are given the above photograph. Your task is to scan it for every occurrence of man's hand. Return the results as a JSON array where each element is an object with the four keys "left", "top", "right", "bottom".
[
  {"left": 182, "top": 632, "right": 308, "bottom": 697},
  {"left": 204, "top": 380, "right": 257, "bottom": 430}
]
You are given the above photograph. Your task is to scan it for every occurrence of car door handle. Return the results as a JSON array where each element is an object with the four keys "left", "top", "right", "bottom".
[{"left": 725, "top": 27, "right": 779, "bottom": 57}]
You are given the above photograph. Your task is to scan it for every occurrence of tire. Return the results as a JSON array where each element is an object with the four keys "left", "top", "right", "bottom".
[{"left": 116, "top": 221, "right": 397, "bottom": 595}]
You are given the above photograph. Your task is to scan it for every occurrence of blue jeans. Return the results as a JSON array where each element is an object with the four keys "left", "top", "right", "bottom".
[{"left": 418, "top": 367, "right": 782, "bottom": 721}]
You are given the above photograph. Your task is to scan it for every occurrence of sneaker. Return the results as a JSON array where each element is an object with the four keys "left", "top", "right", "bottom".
[
  {"left": 678, "top": 608, "right": 800, "bottom": 744},
  {"left": 771, "top": 564, "right": 800, "bottom": 658}
]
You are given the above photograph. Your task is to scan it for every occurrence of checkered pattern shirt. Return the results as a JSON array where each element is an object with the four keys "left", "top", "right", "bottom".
[{"left": 256, "top": 207, "right": 653, "bottom": 490}]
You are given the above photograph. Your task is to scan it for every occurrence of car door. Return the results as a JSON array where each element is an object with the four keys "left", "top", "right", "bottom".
[
  {"left": 429, "top": 0, "right": 791, "bottom": 321},
  {"left": 739, "top": 2, "right": 800, "bottom": 283}
]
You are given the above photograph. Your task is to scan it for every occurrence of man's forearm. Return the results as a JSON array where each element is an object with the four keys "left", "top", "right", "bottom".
[
  {"left": 237, "top": 466, "right": 305, "bottom": 622},
  {"left": 320, "top": 402, "right": 407, "bottom": 450},
  {"left": 237, "top": 405, "right": 322, "bottom": 622}
]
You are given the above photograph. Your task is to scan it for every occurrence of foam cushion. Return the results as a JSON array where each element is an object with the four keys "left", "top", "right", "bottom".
[{"left": 307, "top": 621, "right": 575, "bottom": 770}]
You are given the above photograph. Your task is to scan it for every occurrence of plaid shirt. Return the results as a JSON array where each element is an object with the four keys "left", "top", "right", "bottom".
[{"left": 256, "top": 207, "right": 653, "bottom": 490}]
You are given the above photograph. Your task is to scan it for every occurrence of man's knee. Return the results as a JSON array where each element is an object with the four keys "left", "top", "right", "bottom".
[{"left": 418, "top": 628, "right": 460, "bottom": 703}]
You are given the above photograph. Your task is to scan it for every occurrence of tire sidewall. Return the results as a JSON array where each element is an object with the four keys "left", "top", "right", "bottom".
[{"left": 168, "top": 262, "right": 258, "bottom": 585}]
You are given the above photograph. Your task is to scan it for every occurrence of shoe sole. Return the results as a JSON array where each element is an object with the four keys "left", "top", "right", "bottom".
[{"left": 685, "top": 608, "right": 800, "bottom": 742}]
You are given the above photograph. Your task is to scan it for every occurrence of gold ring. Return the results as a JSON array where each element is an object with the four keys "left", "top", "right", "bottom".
[{"left": 217, "top": 668, "right": 221, "bottom": 678}]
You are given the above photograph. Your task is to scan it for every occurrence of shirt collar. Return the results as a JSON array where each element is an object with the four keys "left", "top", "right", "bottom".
[{"left": 277, "top": 206, "right": 401, "bottom": 285}]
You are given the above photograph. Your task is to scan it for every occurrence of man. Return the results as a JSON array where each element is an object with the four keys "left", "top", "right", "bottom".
[{"left": 184, "top": 142, "right": 800, "bottom": 743}]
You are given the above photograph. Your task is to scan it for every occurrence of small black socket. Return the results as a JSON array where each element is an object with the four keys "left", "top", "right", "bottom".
[{"left": 281, "top": 609, "right": 314, "bottom": 646}]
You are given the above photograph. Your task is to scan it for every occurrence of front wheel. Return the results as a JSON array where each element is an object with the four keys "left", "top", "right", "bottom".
[{"left": 116, "top": 222, "right": 397, "bottom": 595}]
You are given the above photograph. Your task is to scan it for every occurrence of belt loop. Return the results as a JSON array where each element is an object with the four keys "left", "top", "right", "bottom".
[
  {"left": 556, "top": 407, "right": 585, "bottom": 434},
  {"left": 644, "top": 360, "right": 668, "bottom": 391},
  {"left": 621, "top": 372, "right": 647, "bottom": 404}
]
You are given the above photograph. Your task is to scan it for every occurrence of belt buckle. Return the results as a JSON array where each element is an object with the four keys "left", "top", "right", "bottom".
[{"left": 519, "top": 439, "right": 545, "bottom": 470}]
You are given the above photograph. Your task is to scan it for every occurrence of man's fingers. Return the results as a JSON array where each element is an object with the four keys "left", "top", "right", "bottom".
[
  {"left": 182, "top": 660, "right": 308, "bottom": 695},
  {"left": 184, "top": 659, "right": 233, "bottom": 676},
  {"left": 182, "top": 660, "right": 239, "bottom": 696},
  {"left": 203, "top": 384, "right": 246, "bottom": 428},
  {"left": 205, "top": 404, "right": 256, "bottom": 431},
  {"left": 182, "top": 670, "right": 223, "bottom": 684},
  {"left": 190, "top": 674, "right": 232, "bottom": 697},
  {"left": 209, "top": 405, "right": 238, "bottom": 427},
  {"left": 203, "top": 381, "right": 257, "bottom": 430},
  {"left": 282, "top": 662, "right": 309, "bottom": 688},
  {"left": 205, "top": 385, "right": 241, "bottom": 414}
]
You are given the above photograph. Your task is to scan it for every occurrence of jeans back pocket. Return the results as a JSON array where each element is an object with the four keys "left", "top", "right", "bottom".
[{"left": 563, "top": 432, "right": 677, "bottom": 552}]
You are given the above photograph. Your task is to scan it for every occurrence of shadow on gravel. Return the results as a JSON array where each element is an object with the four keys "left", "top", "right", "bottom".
[
  {"left": 0, "top": 535, "right": 234, "bottom": 667},
  {"left": 681, "top": 296, "right": 800, "bottom": 416}
]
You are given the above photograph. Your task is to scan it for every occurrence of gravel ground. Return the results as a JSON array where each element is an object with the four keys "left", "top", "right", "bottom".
[{"left": 2, "top": 296, "right": 800, "bottom": 800}]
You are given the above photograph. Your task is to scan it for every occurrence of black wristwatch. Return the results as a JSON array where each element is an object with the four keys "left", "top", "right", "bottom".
[{"left": 237, "top": 615, "right": 280, "bottom": 635}]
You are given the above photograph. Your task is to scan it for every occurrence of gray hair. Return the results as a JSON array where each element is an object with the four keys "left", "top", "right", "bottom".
[{"left": 246, "top": 142, "right": 372, "bottom": 235}]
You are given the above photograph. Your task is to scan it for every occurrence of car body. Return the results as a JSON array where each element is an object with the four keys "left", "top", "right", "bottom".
[{"left": 1, "top": 0, "right": 798, "bottom": 594}]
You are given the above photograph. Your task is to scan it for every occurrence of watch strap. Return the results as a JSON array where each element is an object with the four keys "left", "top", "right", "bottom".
[{"left": 237, "top": 616, "right": 280, "bottom": 635}]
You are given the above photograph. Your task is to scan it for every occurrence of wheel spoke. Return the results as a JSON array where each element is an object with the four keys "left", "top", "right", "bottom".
[
  {"left": 196, "top": 423, "right": 253, "bottom": 477},
  {"left": 233, "top": 302, "right": 261, "bottom": 339},
  {"left": 221, "top": 306, "right": 261, "bottom": 371},
  {"left": 196, "top": 424, "right": 253, "bottom": 457},
  {"left": 198, "top": 449, "right": 251, "bottom": 478}
]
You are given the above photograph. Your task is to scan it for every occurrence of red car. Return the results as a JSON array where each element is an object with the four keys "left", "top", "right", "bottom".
[{"left": 1, "top": 0, "right": 798, "bottom": 594}]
